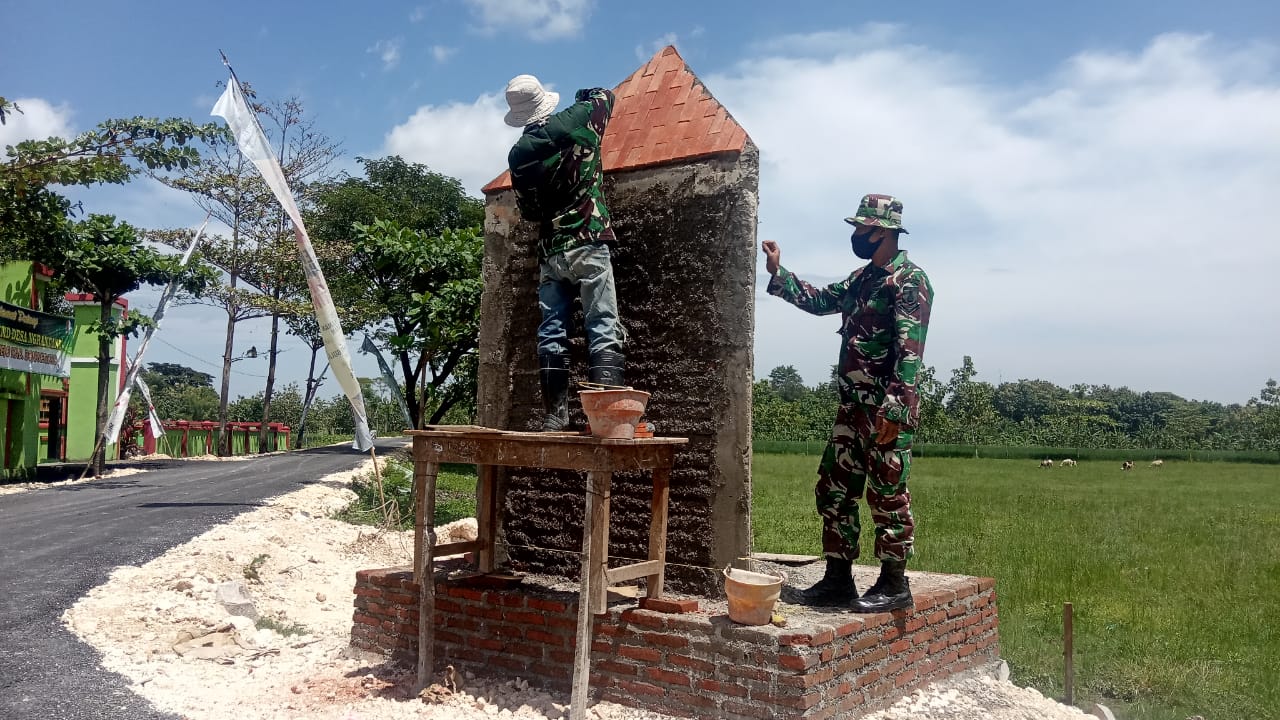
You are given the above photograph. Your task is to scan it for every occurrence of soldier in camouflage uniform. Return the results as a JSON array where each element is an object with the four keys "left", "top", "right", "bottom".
[
  {"left": 504, "top": 74, "right": 626, "bottom": 430},
  {"left": 762, "top": 194, "right": 932, "bottom": 613}
]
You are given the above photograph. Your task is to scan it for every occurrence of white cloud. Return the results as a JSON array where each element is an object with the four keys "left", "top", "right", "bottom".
[
  {"left": 463, "top": 0, "right": 593, "bottom": 41},
  {"left": 754, "top": 24, "right": 902, "bottom": 57},
  {"left": 380, "top": 93, "right": 521, "bottom": 195},
  {"left": 409, "top": 6, "right": 426, "bottom": 23},
  {"left": 635, "top": 32, "right": 678, "bottom": 62},
  {"left": 431, "top": 45, "right": 457, "bottom": 63},
  {"left": 0, "top": 97, "right": 74, "bottom": 148},
  {"left": 706, "top": 30, "right": 1280, "bottom": 403},
  {"left": 368, "top": 38, "right": 402, "bottom": 71}
]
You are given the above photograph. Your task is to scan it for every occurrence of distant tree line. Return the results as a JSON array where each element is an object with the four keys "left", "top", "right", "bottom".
[{"left": 755, "top": 357, "right": 1280, "bottom": 452}]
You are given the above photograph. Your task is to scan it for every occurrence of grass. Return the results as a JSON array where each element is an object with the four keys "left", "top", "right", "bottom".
[
  {"left": 335, "top": 457, "right": 477, "bottom": 530},
  {"left": 753, "top": 453, "right": 1280, "bottom": 720},
  {"left": 255, "top": 616, "right": 309, "bottom": 637},
  {"left": 754, "top": 439, "right": 1280, "bottom": 465},
  {"left": 242, "top": 553, "right": 269, "bottom": 582}
]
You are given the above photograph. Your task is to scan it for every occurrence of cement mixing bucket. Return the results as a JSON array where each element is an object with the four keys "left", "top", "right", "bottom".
[
  {"left": 579, "top": 388, "right": 650, "bottom": 439},
  {"left": 723, "top": 566, "right": 786, "bottom": 625}
]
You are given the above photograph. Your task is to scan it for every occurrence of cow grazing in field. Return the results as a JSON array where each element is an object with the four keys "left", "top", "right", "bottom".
[
  {"left": 1122, "top": 461, "right": 1134, "bottom": 471},
  {"left": 1150, "top": 459, "right": 1164, "bottom": 467},
  {"left": 1060, "top": 458, "right": 1077, "bottom": 467},
  {"left": 1039, "top": 459, "right": 1053, "bottom": 468}
]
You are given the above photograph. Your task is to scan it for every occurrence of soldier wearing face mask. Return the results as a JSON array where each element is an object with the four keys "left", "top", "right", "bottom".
[{"left": 760, "top": 194, "right": 933, "bottom": 614}]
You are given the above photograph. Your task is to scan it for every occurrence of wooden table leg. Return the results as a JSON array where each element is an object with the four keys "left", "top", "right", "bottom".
[
  {"left": 414, "top": 460, "right": 438, "bottom": 693},
  {"left": 646, "top": 466, "right": 671, "bottom": 599},
  {"left": 588, "top": 470, "right": 611, "bottom": 615},
  {"left": 476, "top": 464, "right": 496, "bottom": 573},
  {"left": 571, "top": 470, "right": 610, "bottom": 720}
]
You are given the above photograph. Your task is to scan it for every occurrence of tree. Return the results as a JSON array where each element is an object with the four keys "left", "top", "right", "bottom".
[
  {"left": 142, "top": 362, "right": 214, "bottom": 388},
  {"left": 944, "top": 356, "right": 1000, "bottom": 445},
  {"left": 137, "top": 363, "right": 219, "bottom": 421},
  {"left": 283, "top": 307, "right": 367, "bottom": 448},
  {"left": 309, "top": 159, "right": 485, "bottom": 427},
  {"left": 341, "top": 220, "right": 483, "bottom": 425},
  {"left": 768, "top": 365, "right": 808, "bottom": 402},
  {"left": 38, "top": 216, "right": 212, "bottom": 473},
  {"left": 1, "top": 101, "right": 223, "bottom": 260},
  {"left": 152, "top": 90, "right": 340, "bottom": 454},
  {"left": 992, "top": 379, "right": 1070, "bottom": 423},
  {"left": 1249, "top": 379, "right": 1280, "bottom": 452},
  {"left": 307, "top": 156, "right": 484, "bottom": 242}
]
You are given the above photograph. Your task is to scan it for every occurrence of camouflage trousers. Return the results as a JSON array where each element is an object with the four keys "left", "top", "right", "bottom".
[{"left": 815, "top": 404, "right": 915, "bottom": 562}]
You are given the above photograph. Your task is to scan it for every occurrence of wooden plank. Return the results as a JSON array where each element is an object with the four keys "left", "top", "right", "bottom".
[
  {"left": 605, "top": 560, "right": 663, "bottom": 585},
  {"left": 432, "top": 539, "right": 481, "bottom": 557},
  {"left": 570, "top": 471, "right": 603, "bottom": 720},
  {"left": 414, "top": 437, "right": 679, "bottom": 471},
  {"left": 646, "top": 466, "right": 670, "bottom": 599},
  {"left": 588, "top": 471, "right": 611, "bottom": 615},
  {"left": 414, "top": 461, "right": 439, "bottom": 694},
  {"left": 407, "top": 428, "right": 687, "bottom": 446},
  {"left": 476, "top": 464, "right": 497, "bottom": 572}
]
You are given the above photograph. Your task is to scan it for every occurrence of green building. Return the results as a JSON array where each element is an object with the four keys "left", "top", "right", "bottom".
[{"left": 1, "top": 261, "right": 128, "bottom": 478}]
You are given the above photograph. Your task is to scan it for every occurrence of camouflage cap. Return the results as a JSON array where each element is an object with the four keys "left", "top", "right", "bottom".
[{"left": 845, "top": 194, "right": 909, "bottom": 234}]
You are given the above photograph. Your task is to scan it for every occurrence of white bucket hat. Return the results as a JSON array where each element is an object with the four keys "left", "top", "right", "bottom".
[{"left": 504, "top": 74, "right": 560, "bottom": 127}]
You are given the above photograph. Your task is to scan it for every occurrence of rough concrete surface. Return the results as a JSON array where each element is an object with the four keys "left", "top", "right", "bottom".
[{"left": 478, "top": 148, "right": 759, "bottom": 595}]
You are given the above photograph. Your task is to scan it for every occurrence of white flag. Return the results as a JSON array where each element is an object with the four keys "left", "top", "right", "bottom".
[
  {"left": 134, "top": 376, "right": 167, "bottom": 439},
  {"left": 103, "top": 215, "right": 208, "bottom": 445},
  {"left": 212, "top": 77, "right": 374, "bottom": 451}
]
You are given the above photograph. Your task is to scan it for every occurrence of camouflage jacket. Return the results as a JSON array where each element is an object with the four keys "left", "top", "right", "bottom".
[
  {"left": 508, "top": 87, "right": 616, "bottom": 260},
  {"left": 767, "top": 250, "right": 933, "bottom": 428}
]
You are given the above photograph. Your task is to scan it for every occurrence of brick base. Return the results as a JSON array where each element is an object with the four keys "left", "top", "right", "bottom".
[{"left": 351, "top": 565, "right": 999, "bottom": 719}]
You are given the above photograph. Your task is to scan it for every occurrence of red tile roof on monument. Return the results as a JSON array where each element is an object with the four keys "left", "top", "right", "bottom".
[{"left": 481, "top": 46, "right": 750, "bottom": 195}]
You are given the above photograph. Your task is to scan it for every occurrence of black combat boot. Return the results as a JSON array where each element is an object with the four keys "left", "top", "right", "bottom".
[
  {"left": 850, "top": 559, "right": 913, "bottom": 613},
  {"left": 588, "top": 349, "right": 626, "bottom": 387},
  {"left": 539, "top": 354, "right": 571, "bottom": 431},
  {"left": 799, "top": 557, "right": 858, "bottom": 606}
]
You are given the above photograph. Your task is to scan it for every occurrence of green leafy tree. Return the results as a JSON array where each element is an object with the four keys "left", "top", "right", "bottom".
[
  {"left": 308, "top": 157, "right": 485, "bottom": 427},
  {"left": 343, "top": 220, "right": 483, "bottom": 426},
  {"left": 307, "top": 156, "right": 484, "bottom": 242},
  {"left": 992, "top": 379, "right": 1071, "bottom": 423},
  {"left": 944, "top": 356, "right": 1000, "bottom": 445},
  {"left": 41, "top": 216, "right": 213, "bottom": 473},
  {"left": 137, "top": 363, "right": 219, "bottom": 421},
  {"left": 1, "top": 101, "right": 224, "bottom": 259},
  {"left": 1249, "top": 379, "right": 1280, "bottom": 452},
  {"left": 768, "top": 365, "right": 808, "bottom": 403}
]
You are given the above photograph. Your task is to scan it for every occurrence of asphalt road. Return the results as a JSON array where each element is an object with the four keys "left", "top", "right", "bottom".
[{"left": 0, "top": 438, "right": 407, "bottom": 720}]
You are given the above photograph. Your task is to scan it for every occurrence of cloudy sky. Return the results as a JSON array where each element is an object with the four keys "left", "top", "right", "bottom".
[{"left": 3, "top": 0, "right": 1278, "bottom": 405}]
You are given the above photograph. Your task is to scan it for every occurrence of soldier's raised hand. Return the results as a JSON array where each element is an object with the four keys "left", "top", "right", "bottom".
[{"left": 762, "top": 240, "right": 781, "bottom": 275}]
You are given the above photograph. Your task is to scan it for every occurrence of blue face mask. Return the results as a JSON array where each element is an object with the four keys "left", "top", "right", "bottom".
[{"left": 850, "top": 229, "right": 879, "bottom": 259}]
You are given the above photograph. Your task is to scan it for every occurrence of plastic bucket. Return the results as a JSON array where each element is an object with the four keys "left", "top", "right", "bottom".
[{"left": 723, "top": 567, "right": 786, "bottom": 625}]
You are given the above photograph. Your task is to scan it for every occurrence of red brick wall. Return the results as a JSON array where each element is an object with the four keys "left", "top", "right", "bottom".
[{"left": 351, "top": 568, "right": 1000, "bottom": 719}]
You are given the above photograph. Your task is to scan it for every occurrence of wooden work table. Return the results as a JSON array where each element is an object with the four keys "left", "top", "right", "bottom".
[{"left": 405, "top": 426, "right": 688, "bottom": 719}]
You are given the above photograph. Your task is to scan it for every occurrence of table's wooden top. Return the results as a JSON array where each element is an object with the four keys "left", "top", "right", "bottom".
[{"left": 407, "top": 426, "right": 688, "bottom": 447}]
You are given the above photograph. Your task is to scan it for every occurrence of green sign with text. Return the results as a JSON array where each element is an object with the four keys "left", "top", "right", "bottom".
[{"left": 0, "top": 300, "right": 76, "bottom": 377}]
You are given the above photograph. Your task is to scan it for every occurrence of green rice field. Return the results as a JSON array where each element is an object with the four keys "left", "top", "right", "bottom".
[{"left": 753, "top": 454, "right": 1280, "bottom": 720}]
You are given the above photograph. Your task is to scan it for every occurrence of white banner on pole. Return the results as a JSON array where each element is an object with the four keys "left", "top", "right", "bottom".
[
  {"left": 134, "top": 376, "right": 166, "bottom": 440},
  {"left": 103, "top": 215, "right": 208, "bottom": 445},
  {"left": 361, "top": 334, "right": 415, "bottom": 429},
  {"left": 212, "top": 77, "right": 374, "bottom": 451}
]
